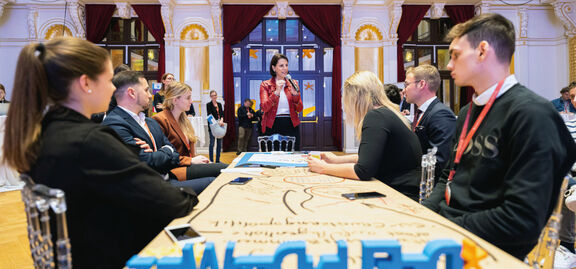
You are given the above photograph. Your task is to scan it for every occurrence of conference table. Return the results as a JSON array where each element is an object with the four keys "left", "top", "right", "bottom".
[{"left": 137, "top": 154, "right": 528, "bottom": 268}]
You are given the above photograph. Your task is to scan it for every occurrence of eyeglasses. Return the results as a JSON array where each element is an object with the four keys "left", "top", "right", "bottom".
[{"left": 404, "top": 80, "right": 421, "bottom": 88}]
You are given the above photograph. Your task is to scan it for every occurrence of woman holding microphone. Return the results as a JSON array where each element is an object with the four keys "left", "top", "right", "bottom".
[{"left": 259, "top": 53, "right": 303, "bottom": 151}]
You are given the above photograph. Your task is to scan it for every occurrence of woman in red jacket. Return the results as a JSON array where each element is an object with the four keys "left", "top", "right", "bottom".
[{"left": 259, "top": 53, "right": 303, "bottom": 150}]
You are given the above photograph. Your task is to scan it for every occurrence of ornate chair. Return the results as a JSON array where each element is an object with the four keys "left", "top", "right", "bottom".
[
  {"left": 257, "top": 134, "right": 296, "bottom": 152},
  {"left": 21, "top": 174, "right": 72, "bottom": 269}
]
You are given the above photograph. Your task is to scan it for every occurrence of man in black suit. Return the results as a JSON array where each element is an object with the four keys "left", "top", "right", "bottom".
[
  {"left": 404, "top": 64, "right": 456, "bottom": 178},
  {"left": 102, "top": 71, "right": 180, "bottom": 178}
]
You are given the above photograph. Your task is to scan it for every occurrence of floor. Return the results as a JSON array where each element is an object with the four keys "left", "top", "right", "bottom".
[{"left": 0, "top": 152, "right": 239, "bottom": 269}]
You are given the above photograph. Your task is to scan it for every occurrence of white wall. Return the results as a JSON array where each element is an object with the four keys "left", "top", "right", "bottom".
[{"left": 0, "top": 5, "right": 30, "bottom": 99}]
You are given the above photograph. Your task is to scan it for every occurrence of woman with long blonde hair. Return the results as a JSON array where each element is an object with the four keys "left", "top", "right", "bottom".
[
  {"left": 153, "top": 82, "right": 228, "bottom": 180},
  {"left": 3, "top": 37, "right": 197, "bottom": 268},
  {"left": 308, "top": 71, "right": 421, "bottom": 200}
]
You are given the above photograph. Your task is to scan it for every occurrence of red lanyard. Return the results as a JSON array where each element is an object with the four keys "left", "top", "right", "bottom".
[
  {"left": 445, "top": 79, "right": 505, "bottom": 206},
  {"left": 214, "top": 103, "right": 220, "bottom": 119}
]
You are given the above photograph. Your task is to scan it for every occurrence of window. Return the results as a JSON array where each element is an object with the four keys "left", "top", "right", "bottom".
[
  {"left": 97, "top": 18, "right": 160, "bottom": 81},
  {"left": 403, "top": 18, "right": 463, "bottom": 113}
]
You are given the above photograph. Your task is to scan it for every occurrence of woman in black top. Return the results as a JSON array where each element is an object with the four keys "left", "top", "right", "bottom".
[
  {"left": 308, "top": 71, "right": 421, "bottom": 200},
  {"left": 0, "top": 83, "right": 9, "bottom": 103},
  {"left": 153, "top": 72, "right": 174, "bottom": 113},
  {"left": 3, "top": 38, "right": 198, "bottom": 268},
  {"left": 206, "top": 90, "right": 225, "bottom": 162}
]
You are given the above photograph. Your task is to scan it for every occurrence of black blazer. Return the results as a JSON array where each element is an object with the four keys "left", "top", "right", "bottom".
[
  {"left": 103, "top": 106, "right": 180, "bottom": 175},
  {"left": 414, "top": 98, "right": 456, "bottom": 177},
  {"left": 29, "top": 106, "right": 198, "bottom": 269},
  {"left": 206, "top": 101, "right": 223, "bottom": 120},
  {"left": 237, "top": 106, "right": 256, "bottom": 128}
]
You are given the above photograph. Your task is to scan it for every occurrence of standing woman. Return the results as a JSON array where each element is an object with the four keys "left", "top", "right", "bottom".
[
  {"left": 260, "top": 53, "right": 303, "bottom": 150},
  {"left": 206, "top": 90, "right": 224, "bottom": 163},
  {"left": 307, "top": 71, "right": 421, "bottom": 200},
  {"left": 3, "top": 38, "right": 198, "bottom": 268},
  {"left": 153, "top": 82, "right": 228, "bottom": 179},
  {"left": 153, "top": 72, "right": 174, "bottom": 113}
]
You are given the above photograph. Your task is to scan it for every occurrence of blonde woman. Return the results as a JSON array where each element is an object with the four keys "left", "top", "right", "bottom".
[
  {"left": 153, "top": 82, "right": 228, "bottom": 180},
  {"left": 308, "top": 71, "right": 422, "bottom": 200}
]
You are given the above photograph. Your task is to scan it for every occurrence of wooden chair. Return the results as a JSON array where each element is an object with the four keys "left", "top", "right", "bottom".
[
  {"left": 21, "top": 174, "right": 72, "bottom": 269},
  {"left": 419, "top": 147, "right": 437, "bottom": 204},
  {"left": 525, "top": 176, "right": 569, "bottom": 269},
  {"left": 257, "top": 134, "right": 296, "bottom": 152}
]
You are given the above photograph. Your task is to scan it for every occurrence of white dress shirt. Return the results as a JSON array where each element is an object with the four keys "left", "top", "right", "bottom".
[{"left": 473, "top": 75, "right": 518, "bottom": 106}]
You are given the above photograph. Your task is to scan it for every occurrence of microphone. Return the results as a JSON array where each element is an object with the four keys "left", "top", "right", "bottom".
[{"left": 286, "top": 74, "right": 299, "bottom": 93}]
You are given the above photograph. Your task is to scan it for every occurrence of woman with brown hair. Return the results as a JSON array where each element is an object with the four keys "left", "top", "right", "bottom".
[
  {"left": 307, "top": 71, "right": 421, "bottom": 200},
  {"left": 153, "top": 82, "right": 227, "bottom": 180},
  {"left": 3, "top": 37, "right": 198, "bottom": 268},
  {"left": 153, "top": 72, "right": 174, "bottom": 113}
]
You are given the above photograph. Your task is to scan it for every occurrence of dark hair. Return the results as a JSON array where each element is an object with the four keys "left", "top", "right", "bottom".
[
  {"left": 4, "top": 37, "right": 110, "bottom": 172},
  {"left": 159, "top": 72, "right": 175, "bottom": 95},
  {"left": 569, "top": 81, "right": 576, "bottom": 90},
  {"left": 0, "top": 83, "right": 4, "bottom": 93},
  {"left": 269, "top": 54, "right": 289, "bottom": 77},
  {"left": 114, "top": 64, "right": 131, "bottom": 75},
  {"left": 445, "top": 13, "right": 515, "bottom": 64},
  {"left": 384, "top": 84, "right": 402, "bottom": 105},
  {"left": 243, "top": 98, "right": 253, "bottom": 105},
  {"left": 561, "top": 86, "right": 570, "bottom": 94},
  {"left": 113, "top": 71, "right": 145, "bottom": 99}
]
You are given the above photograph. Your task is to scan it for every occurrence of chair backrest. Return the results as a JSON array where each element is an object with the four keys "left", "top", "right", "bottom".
[
  {"left": 526, "top": 176, "right": 569, "bottom": 269},
  {"left": 21, "top": 174, "right": 72, "bottom": 269},
  {"left": 419, "top": 147, "right": 437, "bottom": 204},
  {"left": 257, "top": 134, "right": 296, "bottom": 152}
]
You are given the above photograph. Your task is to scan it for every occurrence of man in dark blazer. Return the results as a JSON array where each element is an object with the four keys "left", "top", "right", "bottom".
[
  {"left": 102, "top": 71, "right": 180, "bottom": 177},
  {"left": 405, "top": 65, "right": 456, "bottom": 178}
]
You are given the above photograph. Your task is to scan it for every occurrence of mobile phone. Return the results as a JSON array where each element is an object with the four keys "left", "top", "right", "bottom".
[
  {"left": 230, "top": 177, "right": 252, "bottom": 185},
  {"left": 164, "top": 224, "right": 205, "bottom": 246},
  {"left": 341, "top": 191, "right": 386, "bottom": 200}
]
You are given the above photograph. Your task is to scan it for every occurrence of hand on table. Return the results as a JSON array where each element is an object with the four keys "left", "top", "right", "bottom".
[
  {"left": 320, "top": 152, "right": 339, "bottom": 164},
  {"left": 134, "top": 138, "right": 153, "bottom": 153},
  {"left": 191, "top": 155, "right": 210, "bottom": 164},
  {"left": 307, "top": 156, "right": 328, "bottom": 174}
]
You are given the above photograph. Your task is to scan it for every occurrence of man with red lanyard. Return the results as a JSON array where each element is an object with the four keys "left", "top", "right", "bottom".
[
  {"left": 552, "top": 86, "right": 576, "bottom": 114},
  {"left": 422, "top": 13, "right": 576, "bottom": 259}
]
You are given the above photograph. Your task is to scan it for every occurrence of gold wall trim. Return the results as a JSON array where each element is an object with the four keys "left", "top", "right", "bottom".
[
  {"left": 181, "top": 24, "right": 209, "bottom": 41},
  {"left": 571, "top": 36, "right": 576, "bottom": 83},
  {"left": 355, "top": 24, "right": 383, "bottom": 41},
  {"left": 45, "top": 24, "right": 72, "bottom": 40}
]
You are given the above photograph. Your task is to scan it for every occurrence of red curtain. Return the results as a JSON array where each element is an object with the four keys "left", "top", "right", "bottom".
[
  {"left": 132, "top": 5, "right": 166, "bottom": 81},
  {"left": 396, "top": 5, "right": 430, "bottom": 82},
  {"left": 222, "top": 5, "right": 273, "bottom": 150},
  {"left": 291, "top": 5, "right": 342, "bottom": 150},
  {"left": 445, "top": 5, "right": 475, "bottom": 105},
  {"left": 85, "top": 4, "right": 115, "bottom": 43},
  {"left": 445, "top": 5, "right": 475, "bottom": 24}
]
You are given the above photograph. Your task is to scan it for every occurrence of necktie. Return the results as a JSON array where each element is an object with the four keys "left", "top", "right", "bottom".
[
  {"left": 143, "top": 121, "right": 158, "bottom": 151},
  {"left": 412, "top": 109, "right": 422, "bottom": 131}
]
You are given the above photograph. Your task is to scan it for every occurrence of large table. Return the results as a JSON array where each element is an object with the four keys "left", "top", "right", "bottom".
[{"left": 139, "top": 155, "right": 528, "bottom": 268}]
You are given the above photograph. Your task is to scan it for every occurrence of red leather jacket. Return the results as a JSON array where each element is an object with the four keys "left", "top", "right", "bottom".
[{"left": 259, "top": 77, "right": 303, "bottom": 133}]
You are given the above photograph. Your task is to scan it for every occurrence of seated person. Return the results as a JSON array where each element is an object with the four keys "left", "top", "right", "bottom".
[
  {"left": 552, "top": 85, "right": 576, "bottom": 113},
  {"left": 423, "top": 13, "right": 576, "bottom": 259},
  {"left": 153, "top": 82, "right": 228, "bottom": 179},
  {"left": 307, "top": 71, "right": 422, "bottom": 201},
  {"left": 4, "top": 37, "right": 198, "bottom": 268},
  {"left": 102, "top": 71, "right": 213, "bottom": 194}
]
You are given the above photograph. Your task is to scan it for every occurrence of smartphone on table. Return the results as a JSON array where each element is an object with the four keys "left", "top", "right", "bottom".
[
  {"left": 164, "top": 224, "right": 205, "bottom": 246},
  {"left": 341, "top": 191, "right": 386, "bottom": 200},
  {"left": 230, "top": 177, "right": 252, "bottom": 185}
]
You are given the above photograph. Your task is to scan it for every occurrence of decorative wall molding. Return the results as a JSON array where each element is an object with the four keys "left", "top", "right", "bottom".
[
  {"left": 39, "top": 18, "right": 77, "bottom": 40},
  {"left": 570, "top": 36, "right": 576, "bottom": 82},
  {"left": 276, "top": 1, "right": 288, "bottom": 19},
  {"left": 0, "top": 0, "right": 9, "bottom": 19},
  {"left": 27, "top": 6, "right": 38, "bottom": 41},
  {"left": 208, "top": 0, "right": 222, "bottom": 38},
  {"left": 181, "top": 23, "right": 208, "bottom": 41},
  {"left": 67, "top": 0, "right": 85, "bottom": 38},
  {"left": 355, "top": 24, "right": 384, "bottom": 41},
  {"left": 475, "top": 0, "right": 491, "bottom": 16},
  {"left": 160, "top": 0, "right": 176, "bottom": 44},
  {"left": 430, "top": 2, "right": 445, "bottom": 19},
  {"left": 114, "top": 2, "right": 131, "bottom": 19},
  {"left": 551, "top": 0, "right": 576, "bottom": 37},
  {"left": 175, "top": 17, "right": 214, "bottom": 43},
  {"left": 342, "top": 0, "right": 353, "bottom": 39},
  {"left": 519, "top": 8, "right": 528, "bottom": 38},
  {"left": 388, "top": 0, "right": 403, "bottom": 41}
]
